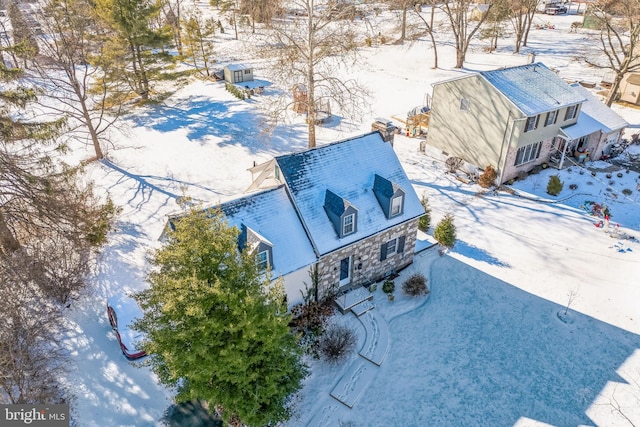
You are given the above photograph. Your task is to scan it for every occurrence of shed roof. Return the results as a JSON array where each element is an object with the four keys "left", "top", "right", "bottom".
[
  {"left": 480, "top": 63, "right": 586, "bottom": 116},
  {"left": 220, "top": 186, "right": 316, "bottom": 276},
  {"left": 224, "top": 63, "right": 251, "bottom": 71},
  {"left": 570, "top": 83, "right": 628, "bottom": 133},
  {"left": 275, "top": 132, "right": 424, "bottom": 255}
]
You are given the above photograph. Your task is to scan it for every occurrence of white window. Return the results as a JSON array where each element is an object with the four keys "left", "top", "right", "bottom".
[
  {"left": 544, "top": 110, "right": 558, "bottom": 127},
  {"left": 256, "top": 250, "right": 268, "bottom": 271},
  {"left": 515, "top": 141, "right": 543, "bottom": 166},
  {"left": 390, "top": 195, "right": 403, "bottom": 217},
  {"left": 343, "top": 214, "right": 355, "bottom": 235},
  {"left": 460, "top": 98, "right": 470, "bottom": 112},
  {"left": 564, "top": 104, "right": 578, "bottom": 120},
  {"left": 244, "top": 69, "right": 251, "bottom": 75},
  {"left": 524, "top": 115, "right": 539, "bottom": 132}
]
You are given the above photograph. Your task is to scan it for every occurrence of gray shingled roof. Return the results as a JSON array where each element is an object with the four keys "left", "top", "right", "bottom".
[
  {"left": 220, "top": 186, "right": 316, "bottom": 277},
  {"left": 275, "top": 132, "right": 424, "bottom": 255},
  {"left": 480, "top": 63, "right": 586, "bottom": 116},
  {"left": 570, "top": 83, "right": 628, "bottom": 133}
]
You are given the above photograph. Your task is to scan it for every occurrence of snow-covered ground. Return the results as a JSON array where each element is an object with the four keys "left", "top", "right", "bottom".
[{"left": 60, "top": 4, "right": 640, "bottom": 426}]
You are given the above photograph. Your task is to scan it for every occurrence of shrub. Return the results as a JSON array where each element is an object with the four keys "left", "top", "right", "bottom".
[
  {"left": 402, "top": 274, "right": 429, "bottom": 297},
  {"left": 434, "top": 213, "right": 456, "bottom": 248},
  {"left": 546, "top": 175, "right": 563, "bottom": 196},
  {"left": 569, "top": 183, "right": 578, "bottom": 191},
  {"left": 365, "top": 37, "right": 372, "bottom": 47},
  {"left": 290, "top": 300, "right": 334, "bottom": 336},
  {"left": 319, "top": 323, "right": 356, "bottom": 363},
  {"left": 622, "top": 188, "right": 633, "bottom": 196},
  {"left": 606, "top": 173, "right": 612, "bottom": 178},
  {"left": 445, "top": 156, "right": 464, "bottom": 173},
  {"left": 478, "top": 165, "right": 497, "bottom": 188},
  {"left": 617, "top": 172, "right": 624, "bottom": 178},
  {"left": 382, "top": 279, "right": 395, "bottom": 295},
  {"left": 418, "top": 194, "right": 431, "bottom": 231}
]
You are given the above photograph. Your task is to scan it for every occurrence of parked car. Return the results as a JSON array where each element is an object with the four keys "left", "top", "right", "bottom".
[
  {"left": 545, "top": 4, "right": 567, "bottom": 14},
  {"left": 107, "top": 295, "right": 147, "bottom": 359}
]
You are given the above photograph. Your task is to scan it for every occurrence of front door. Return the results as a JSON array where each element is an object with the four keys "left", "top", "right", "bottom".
[
  {"left": 233, "top": 70, "right": 243, "bottom": 83},
  {"left": 339, "top": 256, "right": 351, "bottom": 287}
]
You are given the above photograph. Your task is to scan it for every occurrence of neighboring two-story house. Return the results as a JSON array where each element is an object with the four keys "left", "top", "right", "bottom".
[
  {"left": 426, "top": 63, "right": 626, "bottom": 184},
  {"left": 168, "top": 132, "right": 424, "bottom": 308}
]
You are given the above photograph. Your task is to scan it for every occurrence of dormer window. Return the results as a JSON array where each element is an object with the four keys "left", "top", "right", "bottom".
[
  {"left": 239, "top": 224, "right": 273, "bottom": 271},
  {"left": 373, "top": 174, "right": 406, "bottom": 219},
  {"left": 256, "top": 250, "right": 269, "bottom": 271},
  {"left": 390, "top": 194, "right": 404, "bottom": 217},
  {"left": 324, "top": 189, "right": 358, "bottom": 238},
  {"left": 343, "top": 214, "right": 355, "bottom": 235}
]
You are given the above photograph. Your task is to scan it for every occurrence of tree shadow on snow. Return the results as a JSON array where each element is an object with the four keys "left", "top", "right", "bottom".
[
  {"left": 452, "top": 240, "right": 511, "bottom": 267},
  {"left": 124, "top": 96, "right": 308, "bottom": 154}
]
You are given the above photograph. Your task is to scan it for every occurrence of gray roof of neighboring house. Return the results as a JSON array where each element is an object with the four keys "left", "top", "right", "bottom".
[
  {"left": 220, "top": 186, "right": 316, "bottom": 277},
  {"left": 275, "top": 132, "right": 424, "bottom": 256},
  {"left": 480, "top": 63, "right": 586, "bottom": 116},
  {"left": 570, "top": 83, "right": 629, "bottom": 133}
]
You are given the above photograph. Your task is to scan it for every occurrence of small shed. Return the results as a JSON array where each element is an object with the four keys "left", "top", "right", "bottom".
[{"left": 223, "top": 64, "right": 254, "bottom": 84}]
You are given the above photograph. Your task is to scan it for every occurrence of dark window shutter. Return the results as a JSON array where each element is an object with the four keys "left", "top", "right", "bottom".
[
  {"left": 380, "top": 243, "right": 388, "bottom": 261},
  {"left": 397, "top": 236, "right": 406, "bottom": 253},
  {"left": 534, "top": 114, "right": 540, "bottom": 129}
]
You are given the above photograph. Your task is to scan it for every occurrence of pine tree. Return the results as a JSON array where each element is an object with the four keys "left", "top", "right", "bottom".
[
  {"left": 134, "top": 208, "right": 306, "bottom": 426},
  {"left": 181, "top": 12, "right": 216, "bottom": 76},
  {"left": 434, "top": 213, "right": 457, "bottom": 248},
  {"left": 419, "top": 194, "right": 432, "bottom": 232},
  {"left": 94, "top": 0, "right": 174, "bottom": 101},
  {"left": 546, "top": 175, "right": 563, "bottom": 196}
]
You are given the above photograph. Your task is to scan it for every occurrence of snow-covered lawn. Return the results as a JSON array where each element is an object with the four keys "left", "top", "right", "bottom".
[{"left": 60, "top": 5, "right": 640, "bottom": 426}]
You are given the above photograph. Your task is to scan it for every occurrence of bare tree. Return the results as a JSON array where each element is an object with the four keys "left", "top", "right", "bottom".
[
  {"left": 0, "top": 259, "right": 68, "bottom": 404},
  {"left": 262, "top": 0, "right": 368, "bottom": 148},
  {"left": 439, "top": 0, "right": 494, "bottom": 68},
  {"left": 240, "top": 0, "right": 282, "bottom": 33},
  {"left": 510, "top": 0, "right": 538, "bottom": 53},
  {"left": 387, "top": 0, "right": 416, "bottom": 42},
  {"left": 32, "top": 0, "right": 127, "bottom": 161},
  {"left": 6, "top": 2, "right": 39, "bottom": 68},
  {"left": 412, "top": 1, "right": 440, "bottom": 68},
  {"left": 585, "top": 0, "right": 640, "bottom": 106}
]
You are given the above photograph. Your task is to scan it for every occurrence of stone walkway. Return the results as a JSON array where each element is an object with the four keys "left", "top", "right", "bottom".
[
  {"left": 329, "top": 298, "right": 391, "bottom": 406},
  {"left": 307, "top": 294, "right": 391, "bottom": 426}
]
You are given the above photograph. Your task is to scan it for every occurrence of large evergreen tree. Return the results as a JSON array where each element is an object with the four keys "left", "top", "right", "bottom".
[
  {"left": 94, "top": 0, "right": 174, "bottom": 101},
  {"left": 134, "top": 208, "right": 306, "bottom": 426}
]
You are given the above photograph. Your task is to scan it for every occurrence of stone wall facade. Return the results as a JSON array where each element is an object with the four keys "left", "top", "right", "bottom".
[
  {"left": 501, "top": 137, "right": 555, "bottom": 183},
  {"left": 316, "top": 218, "right": 419, "bottom": 299}
]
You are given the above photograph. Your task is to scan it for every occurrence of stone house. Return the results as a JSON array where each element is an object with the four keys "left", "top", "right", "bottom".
[
  {"left": 426, "top": 63, "right": 626, "bottom": 184},
  {"left": 180, "top": 132, "right": 424, "bottom": 309}
]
